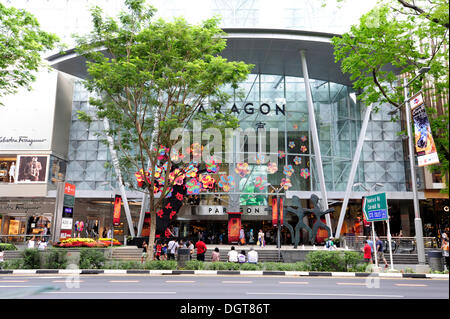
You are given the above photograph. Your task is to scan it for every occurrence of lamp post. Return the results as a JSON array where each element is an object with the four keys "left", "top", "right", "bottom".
[{"left": 389, "top": 67, "right": 430, "bottom": 266}]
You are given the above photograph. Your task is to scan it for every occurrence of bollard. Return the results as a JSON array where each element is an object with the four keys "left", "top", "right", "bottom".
[
  {"left": 177, "top": 248, "right": 190, "bottom": 269},
  {"left": 427, "top": 250, "right": 444, "bottom": 272}
]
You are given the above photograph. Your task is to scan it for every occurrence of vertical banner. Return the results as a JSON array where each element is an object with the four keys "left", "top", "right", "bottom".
[
  {"left": 113, "top": 195, "right": 122, "bottom": 226},
  {"left": 60, "top": 183, "right": 75, "bottom": 239},
  {"left": 409, "top": 92, "right": 439, "bottom": 167},
  {"left": 272, "top": 197, "right": 284, "bottom": 227},
  {"left": 227, "top": 212, "right": 242, "bottom": 244}
]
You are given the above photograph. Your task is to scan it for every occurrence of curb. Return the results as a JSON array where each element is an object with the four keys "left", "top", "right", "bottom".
[{"left": 0, "top": 269, "right": 448, "bottom": 279}]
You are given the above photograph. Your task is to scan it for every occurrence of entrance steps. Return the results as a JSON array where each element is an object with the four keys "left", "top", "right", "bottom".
[{"left": 110, "top": 246, "right": 142, "bottom": 261}]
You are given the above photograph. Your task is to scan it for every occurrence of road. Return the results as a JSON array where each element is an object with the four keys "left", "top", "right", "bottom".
[{"left": 0, "top": 274, "right": 448, "bottom": 300}]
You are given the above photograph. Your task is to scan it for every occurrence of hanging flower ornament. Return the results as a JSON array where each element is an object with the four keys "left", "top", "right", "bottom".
[
  {"left": 288, "top": 141, "right": 295, "bottom": 149},
  {"left": 235, "top": 162, "right": 250, "bottom": 177},
  {"left": 300, "top": 168, "right": 310, "bottom": 179},
  {"left": 301, "top": 145, "right": 308, "bottom": 153},
  {"left": 278, "top": 150, "right": 285, "bottom": 159},
  {"left": 280, "top": 178, "right": 292, "bottom": 190},
  {"left": 186, "top": 178, "right": 202, "bottom": 195},
  {"left": 283, "top": 165, "right": 294, "bottom": 177},
  {"left": 293, "top": 156, "right": 302, "bottom": 165},
  {"left": 206, "top": 158, "right": 219, "bottom": 173},
  {"left": 267, "top": 162, "right": 278, "bottom": 174},
  {"left": 218, "top": 175, "right": 235, "bottom": 192},
  {"left": 293, "top": 124, "right": 298, "bottom": 130},
  {"left": 200, "top": 174, "right": 216, "bottom": 190},
  {"left": 157, "top": 146, "right": 169, "bottom": 160},
  {"left": 255, "top": 153, "right": 265, "bottom": 165},
  {"left": 185, "top": 164, "right": 198, "bottom": 178},
  {"left": 301, "top": 135, "right": 307, "bottom": 142}
]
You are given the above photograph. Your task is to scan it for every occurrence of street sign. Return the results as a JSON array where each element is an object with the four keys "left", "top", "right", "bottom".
[{"left": 362, "top": 192, "right": 389, "bottom": 222}]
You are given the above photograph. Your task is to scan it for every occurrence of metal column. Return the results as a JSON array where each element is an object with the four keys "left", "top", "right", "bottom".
[
  {"left": 103, "top": 118, "right": 136, "bottom": 238},
  {"left": 335, "top": 103, "right": 373, "bottom": 238},
  {"left": 299, "top": 50, "right": 332, "bottom": 236}
]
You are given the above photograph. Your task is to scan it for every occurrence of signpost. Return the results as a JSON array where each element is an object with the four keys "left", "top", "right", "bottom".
[{"left": 362, "top": 192, "right": 394, "bottom": 270}]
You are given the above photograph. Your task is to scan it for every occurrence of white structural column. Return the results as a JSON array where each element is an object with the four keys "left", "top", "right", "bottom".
[
  {"left": 103, "top": 118, "right": 136, "bottom": 238},
  {"left": 299, "top": 50, "right": 332, "bottom": 236},
  {"left": 335, "top": 103, "right": 373, "bottom": 238}
]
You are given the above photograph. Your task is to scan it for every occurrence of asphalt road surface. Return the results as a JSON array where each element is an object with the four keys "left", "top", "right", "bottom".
[{"left": 0, "top": 274, "right": 448, "bottom": 300}]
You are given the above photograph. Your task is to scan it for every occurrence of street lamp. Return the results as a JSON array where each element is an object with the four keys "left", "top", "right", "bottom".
[{"left": 389, "top": 67, "right": 430, "bottom": 266}]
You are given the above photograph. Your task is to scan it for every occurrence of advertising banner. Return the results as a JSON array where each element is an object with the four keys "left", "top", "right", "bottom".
[
  {"left": 16, "top": 155, "right": 49, "bottom": 183},
  {"left": 409, "top": 92, "right": 440, "bottom": 167},
  {"left": 272, "top": 197, "right": 284, "bottom": 227},
  {"left": 59, "top": 182, "right": 76, "bottom": 239},
  {"left": 113, "top": 195, "right": 122, "bottom": 226},
  {"left": 227, "top": 213, "right": 242, "bottom": 244}
]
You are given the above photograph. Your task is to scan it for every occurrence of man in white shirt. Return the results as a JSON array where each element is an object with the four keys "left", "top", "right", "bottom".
[
  {"left": 247, "top": 247, "right": 258, "bottom": 264},
  {"left": 227, "top": 246, "right": 238, "bottom": 262},
  {"left": 168, "top": 239, "right": 178, "bottom": 260}
]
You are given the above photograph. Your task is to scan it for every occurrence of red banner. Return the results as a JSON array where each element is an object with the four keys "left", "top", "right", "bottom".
[
  {"left": 64, "top": 183, "right": 76, "bottom": 196},
  {"left": 272, "top": 197, "right": 283, "bottom": 227},
  {"left": 227, "top": 212, "right": 242, "bottom": 244},
  {"left": 113, "top": 195, "right": 122, "bottom": 226}
]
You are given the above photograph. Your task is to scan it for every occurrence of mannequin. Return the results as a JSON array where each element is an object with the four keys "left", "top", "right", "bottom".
[{"left": 9, "top": 162, "right": 15, "bottom": 183}]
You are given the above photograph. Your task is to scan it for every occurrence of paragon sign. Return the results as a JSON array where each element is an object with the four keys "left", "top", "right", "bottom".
[{"left": 362, "top": 192, "right": 388, "bottom": 222}]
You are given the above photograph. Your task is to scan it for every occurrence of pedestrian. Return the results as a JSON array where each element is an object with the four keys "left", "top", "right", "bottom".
[
  {"left": 325, "top": 237, "right": 336, "bottom": 251},
  {"left": 107, "top": 227, "right": 112, "bottom": 239},
  {"left": 195, "top": 239, "right": 207, "bottom": 261},
  {"left": 376, "top": 236, "right": 389, "bottom": 269},
  {"left": 211, "top": 247, "right": 220, "bottom": 262},
  {"left": 155, "top": 240, "right": 162, "bottom": 260},
  {"left": 187, "top": 240, "right": 195, "bottom": 260},
  {"left": 27, "top": 236, "right": 36, "bottom": 249},
  {"left": 102, "top": 228, "right": 107, "bottom": 238},
  {"left": 161, "top": 241, "right": 168, "bottom": 260},
  {"left": 258, "top": 229, "right": 265, "bottom": 247},
  {"left": 249, "top": 229, "right": 255, "bottom": 244},
  {"left": 228, "top": 246, "right": 238, "bottom": 263},
  {"left": 362, "top": 240, "right": 372, "bottom": 264},
  {"left": 38, "top": 238, "right": 47, "bottom": 251},
  {"left": 441, "top": 232, "right": 449, "bottom": 271},
  {"left": 141, "top": 241, "right": 148, "bottom": 263},
  {"left": 247, "top": 247, "right": 258, "bottom": 264},
  {"left": 167, "top": 238, "right": 178, "bottom": 260},
  {"left": 239, "top": 226, "right": 246, "bottom": 245},
  {"left": 238, "top": 250, "right": 246, "bottom": 263},
  {"left": 366, "top": 236, "right": 375, "bottom": 260}
]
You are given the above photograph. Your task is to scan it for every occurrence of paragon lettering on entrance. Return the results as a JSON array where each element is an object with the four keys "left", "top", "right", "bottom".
[
  {"left": 241, "top": 206, "right": 269, "bottom": 216},
  {"left": 197, "top": 103, "right": 285, "bottom": 116}
]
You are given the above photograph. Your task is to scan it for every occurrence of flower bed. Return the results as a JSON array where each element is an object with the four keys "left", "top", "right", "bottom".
[{"left": 54, "top": 238, "right": 122, "bottom": 248}]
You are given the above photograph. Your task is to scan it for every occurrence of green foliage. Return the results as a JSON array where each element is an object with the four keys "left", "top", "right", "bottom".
[
  {"left": 304, "top": 251, "right": 364, "bottom": 272},
  {"left": 22, "top": 248, "right": 41, "bottom": 269},
  {"left": 143, "top": 260, "right": 177, "bottom": 270},
  {"left": 0, "top": 259, "right": 24, "bottom": 270},
  {"left": 0, "top": 243, "right": 17, "bottom": 251},
  {"left": 0, "top": 2, "right": 59, "bottom": 103},
  {"left": 79, "top": 249, "right": 106, "bottom": 269},
  {"left": 332, "top": 0, "right": 449, "bottom": 192},
  {"left": 43, "top": 248, "right": 68, "bottom": 269}
]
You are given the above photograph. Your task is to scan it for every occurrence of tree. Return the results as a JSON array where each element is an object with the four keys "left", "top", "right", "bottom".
[
  {"left": 331, "top": 0, "right": 449, "bottom": 193},
  {"left": 74, "top": 0, "right": 252, "bottom": 256},
  {"left": 0, "top": 2, "right": 59, "bottom": 104}
]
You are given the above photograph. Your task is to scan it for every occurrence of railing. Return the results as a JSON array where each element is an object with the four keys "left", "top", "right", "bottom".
[
  {"left": 0, "top": 235, "right": 52, "bottom": 245},
  {"left": 341, "top": 236, "right": 439, "bottom": 254}
]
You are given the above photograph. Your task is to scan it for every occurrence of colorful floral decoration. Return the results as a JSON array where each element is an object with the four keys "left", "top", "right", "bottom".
[
  {"left": 191, "top": 143, "right": 203, "bottom": 158},
  {"left": 255, "top": 176, "right": 267, "bottom": 190},
  {"left": 301, "top": 145, "right": 308, "bottom": 153},
  {"left": 235, "top": 162, "right": 250, "bottom": 177},
  {"left": 185, "top": 164, "right": 198, "bottom": 178},
  {"left": 75, "top": 221, "right": 84, "bottom": 232},
  {"left": 169, "top": 211, "right": 177, "bottom": 220},
  {"left": 157, "top": 146, "right": 169, "bottom": 160},
  {"left": 255, "top": 153, "right": 265, "bottom": 165},
  {"left": 175, "top": 193, "right": 184, "bottom": 201},
  {"left": 157, "top": 209, "right": 164, "bottom": 218},
  {"left": 186, "top": 178, "right": 202, "bottom": 195},
  {"left": 280, "top": 178, "right": 292, "bottom": 190},
  {"left": 200, "top": 174, "right": 216, "bottom": 190},
  {"left": 283, "top": 165, "right": 294, "bottom": 177},
  {"left": 300, "top": 168, "right": 310, "bottom": 179},
  {"left": 164, "top": 187, "right": 173, "bottom": 198},
  {"left": 278, "top": 150, "right": 285, "bottom": 159},
  {"left": 206, "top": 158, "right": 219, "bottom": 173},
  {"left": 267, "top": 162, "right": 278, "bottom": 174},
  {"left": 170, "top": 150, "right": 184, "bottom": 162},
  {"left": 300, "top": 135, "right": 307, "bottom": 142},
  {"left": 218, "top": 175, "right": 235, "bottom": 192},
  {"left": 293, "top": 124, "right": 298, "bottom": 130},
  {"left": 293, "top": 156, "right": 302, "bottom": 165},
  {"left": 288, "top": 141, "right": 295, "bottom": 149}
]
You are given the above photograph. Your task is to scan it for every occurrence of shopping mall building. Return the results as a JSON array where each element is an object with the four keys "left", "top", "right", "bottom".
[{"left": 0, "top": 0, "right": 447, "bottom": 244}]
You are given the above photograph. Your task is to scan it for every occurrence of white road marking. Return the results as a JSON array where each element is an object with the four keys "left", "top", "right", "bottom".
[
  {"left": 222, "top": 281, "right": 252, "bottom": 284},
  {"left": 0, "top": 285, "right": 39, "bottom": 288},
  {"left": 336, "top": 282, "right": 367, "bottom": 286},
  {"left": 247, "top": 292, "right": 404, "bottom": 298},
  {"left": 395, "top": 284, "right": 427, "bottom": 287},
  {"left": 109, "top": 280, "right": 140, "bottom": 283},
  {"left": 0, "top": 280, "right": 28, "bottom": 283},
  {"left": 165, "top": 280, "right": 195, "bottom": 283},
  {"left": 279, "top": 281, "right": 309, "bottom": 285},
  {"left": 45, "top": 291, "right": 176, "bottom": 294}
]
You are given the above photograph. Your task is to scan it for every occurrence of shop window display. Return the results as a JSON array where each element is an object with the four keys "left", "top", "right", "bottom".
[{"left": 0, "top": 157, "right": 17, "bottom": 183}]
